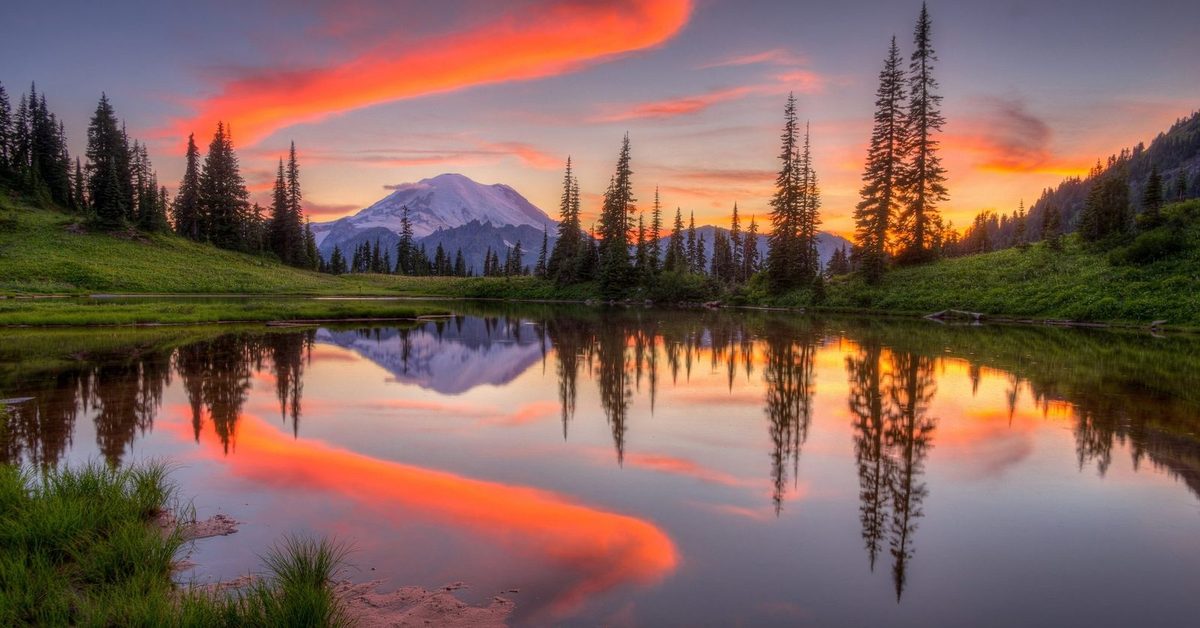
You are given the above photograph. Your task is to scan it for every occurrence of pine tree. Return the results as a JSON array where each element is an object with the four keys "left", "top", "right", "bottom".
[
  {"left": 72, "top": 157, "right": 85, "bottom": 210},
  {"left": 597, "top": 135, "right": 635, "bottom": 297},
  {"left": 287, "top": 142, "right": 308, "bottom": 264},
  {"left": 508, "top": 240, "right": 524, "bottom": 276},
  {"left": 1079, "top": 168, "right": 1131, "bottom": 242},
  {"left": 454, "top": 249, "right": 467, "bottom": 277},
  {"left": 634, "top": 211, "right": 649, "bottom": 278},
  {"left": 649, "top": 187, "right": 663, "bottom": 274},
  {"left": 1140, "top": 164, "right": 1164, "bottom": 229},
  {"left": 198, "top": 122, "right": 250, "bottom": 249},
  {"left": 1041, "top": 205, "right": 1063, "bottom": 251},
  {"left": 1174, "top": 173, "right": 1187, "bottom": 202},
  {"left": 729, "top": 203, "right": 743, "bottom": 282},
  {"left": 855, "top": 36, "right": 907, "bottom": 282},
  {"left": 767, "top": 93, "right": 804, "bottom": 293},
  {"left": 173, "top": 134, "right": 203, "bottom": 240},
  {"left": 685, "top": 211, "right": 698, "bottom": 273},
  {"left": 0, "top": 81, "right": 10, "bottom": 177},
  {"left": 535, "top": 226, "right": 549, "bottom": 278},
  {"left": 330, "top": 246, "right": 346, "bottom": 275},
  {"left": 711, "top": 229, "right": 733, "bottom": 282},
  {"left": 86, "top": 94, "right": 128, "bottom": 228},
  {"left": 547, "top": 158, "right": 583, "bottom": 284},
  {"left": 743, "top": 216, "right": 760, "bottom": 279},
  {"left": 1013, "top": 201, "right": 1028, "bottom": 251},
  {"left": 695, "top": 232, "right": 708, "bottom": 275},
  {"left": 664, "top": 207, "right": 687, "bottom": 272},
  {"left": 897, "top": 3, "right": 948, "bottom": 263},
  {"left": 797, "top": 122, "right": 822, "bottom": 280},
  {"left": 304, "top": 219, "right": 319, "bottom": 270}
]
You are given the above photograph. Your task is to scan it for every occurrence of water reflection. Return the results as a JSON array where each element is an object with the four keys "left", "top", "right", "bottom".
[{"left": 3, "top": 310, "right": 1200, "bottom": 623}]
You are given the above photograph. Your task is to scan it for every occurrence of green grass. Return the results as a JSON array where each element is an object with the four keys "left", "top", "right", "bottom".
[
  {"left": 0, "top": 298, "right": 448, "bottom": 327},
  {"left": 754, "top": 200, "right": 1200, "bottom": 327},
  {"left": 0, "top": 461, "right": 351, "bottom": 627}
]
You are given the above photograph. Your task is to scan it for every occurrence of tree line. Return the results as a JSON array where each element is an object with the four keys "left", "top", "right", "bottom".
[{"left": 0, "top": 83, "right": 319, "bottom": 270}]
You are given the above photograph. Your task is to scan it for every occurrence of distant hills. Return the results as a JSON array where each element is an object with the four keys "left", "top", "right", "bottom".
[{"left": 313, "top": 173, "right": 851, "bottom": 274}]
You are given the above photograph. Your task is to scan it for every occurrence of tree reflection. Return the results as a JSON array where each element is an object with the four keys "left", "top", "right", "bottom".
[
  {"left": 845, "top": 335, "right": 937, "bottom": 601},
  {"left": 762, "top": 322, "right": 817, "bottom": 514}
]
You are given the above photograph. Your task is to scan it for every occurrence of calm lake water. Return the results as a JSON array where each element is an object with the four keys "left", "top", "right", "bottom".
[{"left": 2, "top": 303, "right": 1199, "bottom": 626}]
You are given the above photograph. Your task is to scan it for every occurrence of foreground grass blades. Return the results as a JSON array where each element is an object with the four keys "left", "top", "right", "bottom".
[{"left": 0, "top": 461, "right": 351, "bottom": 627}]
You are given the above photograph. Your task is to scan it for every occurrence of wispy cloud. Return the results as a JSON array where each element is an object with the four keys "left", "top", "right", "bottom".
[
  {"left": 698, "top": 48, "right": 806, "bottom": 69},
  {"left": 950, "top": 97, "right": 1089, "bottom": 175},
  {"left": 169, "top": 0, "right": 694, "bottom": 145}
]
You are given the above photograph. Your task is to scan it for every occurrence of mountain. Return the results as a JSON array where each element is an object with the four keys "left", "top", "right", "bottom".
[
  {"left": 420, "top": 221, "right": 555, "bottom": 275},
  {"left": 315, "top": 317, "right": 545, "bottom": 395},
  {"left": 660, "top": 226, "right": 851, "bottom": 270},
  {"left": 313, "top": 173, "right": 556, "bottom": 259}
]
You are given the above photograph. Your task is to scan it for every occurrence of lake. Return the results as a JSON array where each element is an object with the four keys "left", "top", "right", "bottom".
[{"left": 2, "top": 302, "right": 1198, "bottom": 626}]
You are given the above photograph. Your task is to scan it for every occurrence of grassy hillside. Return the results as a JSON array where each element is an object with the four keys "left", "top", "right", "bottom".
[
  {"left": 0, "top": 190, "right": 585, "bottom": 301},
  {"left": 809, "top": 201, "right": 1200, "bottom": 326}
]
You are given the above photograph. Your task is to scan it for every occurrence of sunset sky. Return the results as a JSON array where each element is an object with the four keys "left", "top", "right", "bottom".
[{"left": 4, "top": 0, "right": 1199, "bottom": 235}]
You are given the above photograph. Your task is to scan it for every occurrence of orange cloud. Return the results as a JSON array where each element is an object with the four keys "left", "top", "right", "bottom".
[
  {"left": 173, "top": 0, "right": 693, "bottom": 145},
  {"left": 621, "top": 452, "right": 758, "bottom": 488},
  {"left": 949, "top": 98, "right": 1090, "bottom": 176},
  {"left": 174, "top": 410, "right": 678, "bottom": 617}
]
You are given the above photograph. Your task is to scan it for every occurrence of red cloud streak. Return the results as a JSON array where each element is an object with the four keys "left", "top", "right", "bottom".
[{"left": 174, "top": 0, "right": 693, "bottom": 145}]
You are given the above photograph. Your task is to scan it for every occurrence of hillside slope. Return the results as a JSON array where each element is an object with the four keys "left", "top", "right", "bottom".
[{"left": 814, "top": 202, "right": 1200, "bottom": 326}]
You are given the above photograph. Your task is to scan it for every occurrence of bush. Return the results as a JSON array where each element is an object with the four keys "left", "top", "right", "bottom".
[{"left": 1109, "top": 228, "right": 1187, "bottom": 265}]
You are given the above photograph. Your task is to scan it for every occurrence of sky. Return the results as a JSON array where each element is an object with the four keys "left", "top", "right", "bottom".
[{"left": 3, "top": 0, "right": 1199, "bottom": 236}]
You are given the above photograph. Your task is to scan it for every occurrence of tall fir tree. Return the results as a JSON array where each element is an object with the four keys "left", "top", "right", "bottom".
[
  {"left": 197, "top": 122, "right": 250, "bottom": 249},
  {"left": 597, "top": 135, "right": 635, "bottom": 297},
  {"left": 286, "top": 142, "right": 308, "bottom": 265},
  {"left": 0, "top": 81, "right": 10, "bottom": 177},
  {"left": 797, "top": 122, "right": 822, "bottom": 280},
  {"left": 395, "top": 205, "right": 416, "bottom": 274},
  {"left": 649, "top": 187, "right": 663, "bottom": 274},
  {"left": 729, "top": 203, "right": 743, "bottom": 282},
  {"left": 1140, "top": 164, "right": 1164, "bottom": 229},
  {"left": 535, "top": 226, "right": 549, "bottom": 278},
  {"left": 854, "top": 36, "right": 908, "bottom": 282},
  {"left": 742, "top": 216, "right": 760, "bottom": 279},
  {"left": 173, "top": 133, "right": 203, "bottom": 240},
  {"left": 685, "top": 211, "right": 699, "bottom": 273},
  {"left": 547, "top": 157, "right": 583, "bottom": 284},
  {"left": 85, "top": 94, "right": 127, "bottom": 227},
  {"left": 897, "top": 3, "right": 948, "bottom": 263},
  {"left": 767, "top": 93, "right": 805, "bottom": 293},
  {"left": 664, "top": 207, "right": 687, "bottom": 273}
]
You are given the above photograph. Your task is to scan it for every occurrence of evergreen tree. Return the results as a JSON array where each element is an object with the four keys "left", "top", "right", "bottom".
[
  {"left": 597, "top": 135, "right": 635, "bottom": 297},
  {"left": 0, "top": 81, "right": 10, "bottom": 177},
  {"left": 729, "top": 203, "right": 743, "bottom": 282},
  {"left": 1079, "top": 168, "right": 1131, "bottom": 242},
  {"left": 330, "top": 245, "right": 346, "bottom": 275},
  {"left": 1140, "top": 164, "right": 1164, "bottom": 229},
  {"left": 767, "top": 93, "right": 804, "bottom": 293},
  {"left": 85, "top": 94, "right": 128, "bottom": 227},
  {"left": 535, "top": 226, "right": 549, "bottom": 278},
  {"left": 508, "top": 240, "right": 524, "bottom": 276},
  {"left": 695, "top": 232, "right": 708, "bottom": 275},
  {"left": 197, "top": 122, "right": 250, "bottom": 249},
  {"left": 173, "top": 133, "right": 203, "bottom": 240},
  {"left": 1174, "top": 173, "right": 1187, "bottom": 201},
  {"left": 897, "top": 3, "right": 948, "bottom": 263},
  {"left": 855, "top": 36, "right": 907, "bottom": 282},
  {"left": 547, "top": 158, "right": 583, "bottom": 284},
  {"left": 287, "top": 142, "right": 309, "bottom": 265},
  {"left": 394, "top": 205, "right": 415, "bottom": 274},
  {"left": 304, "top": 220, "right": 318, "bottom": 270},
  {"left": 797, "top": 123, "right": 822, "bottom": 279},
  {"left": 742, "top": 216, "right": 760, "bottom": 279},
  {"left": 72, "top": 157, "right": 85, "bottom": 210},
  {"left": 649, "top": 187, "right": 663, "bottom": 274},
  {"left": 685, "top": 211, "right": 698, "bottom": 272},
  {"left": 454, "top": 249, "right": 467, "bottom": 277},
  {"left": 1041, "top": 205, "right": 1063, "bottom": 251},
  {"left": 664, "top": 207, "right": 687, "bottom": 272},
  {"left": 634, "top": 211, "right": 648, "bottom": 278},
  {"left": 1013, "top": 201, "right": 1028, "bottom": 250},
  {"left": 711, "top": 229, "right": 734, "bottom": 282}
]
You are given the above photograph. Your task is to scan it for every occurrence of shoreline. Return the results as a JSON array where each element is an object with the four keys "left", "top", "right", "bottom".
[{"left": 0, "top": 292, "right": 1194, "bottom": 333}]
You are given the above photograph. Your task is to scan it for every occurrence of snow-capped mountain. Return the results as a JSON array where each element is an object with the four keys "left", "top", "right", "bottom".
[
  {"left": 312, "top": 173, "right": 555, "bottom": 255},
  {"left": 315, "top": 317, "right": 545, "bottom": 395}
]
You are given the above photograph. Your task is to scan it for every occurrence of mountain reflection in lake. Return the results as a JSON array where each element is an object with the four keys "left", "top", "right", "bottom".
[{"left": 2, "top": 305, "right": 1200, "bottom": 626}]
